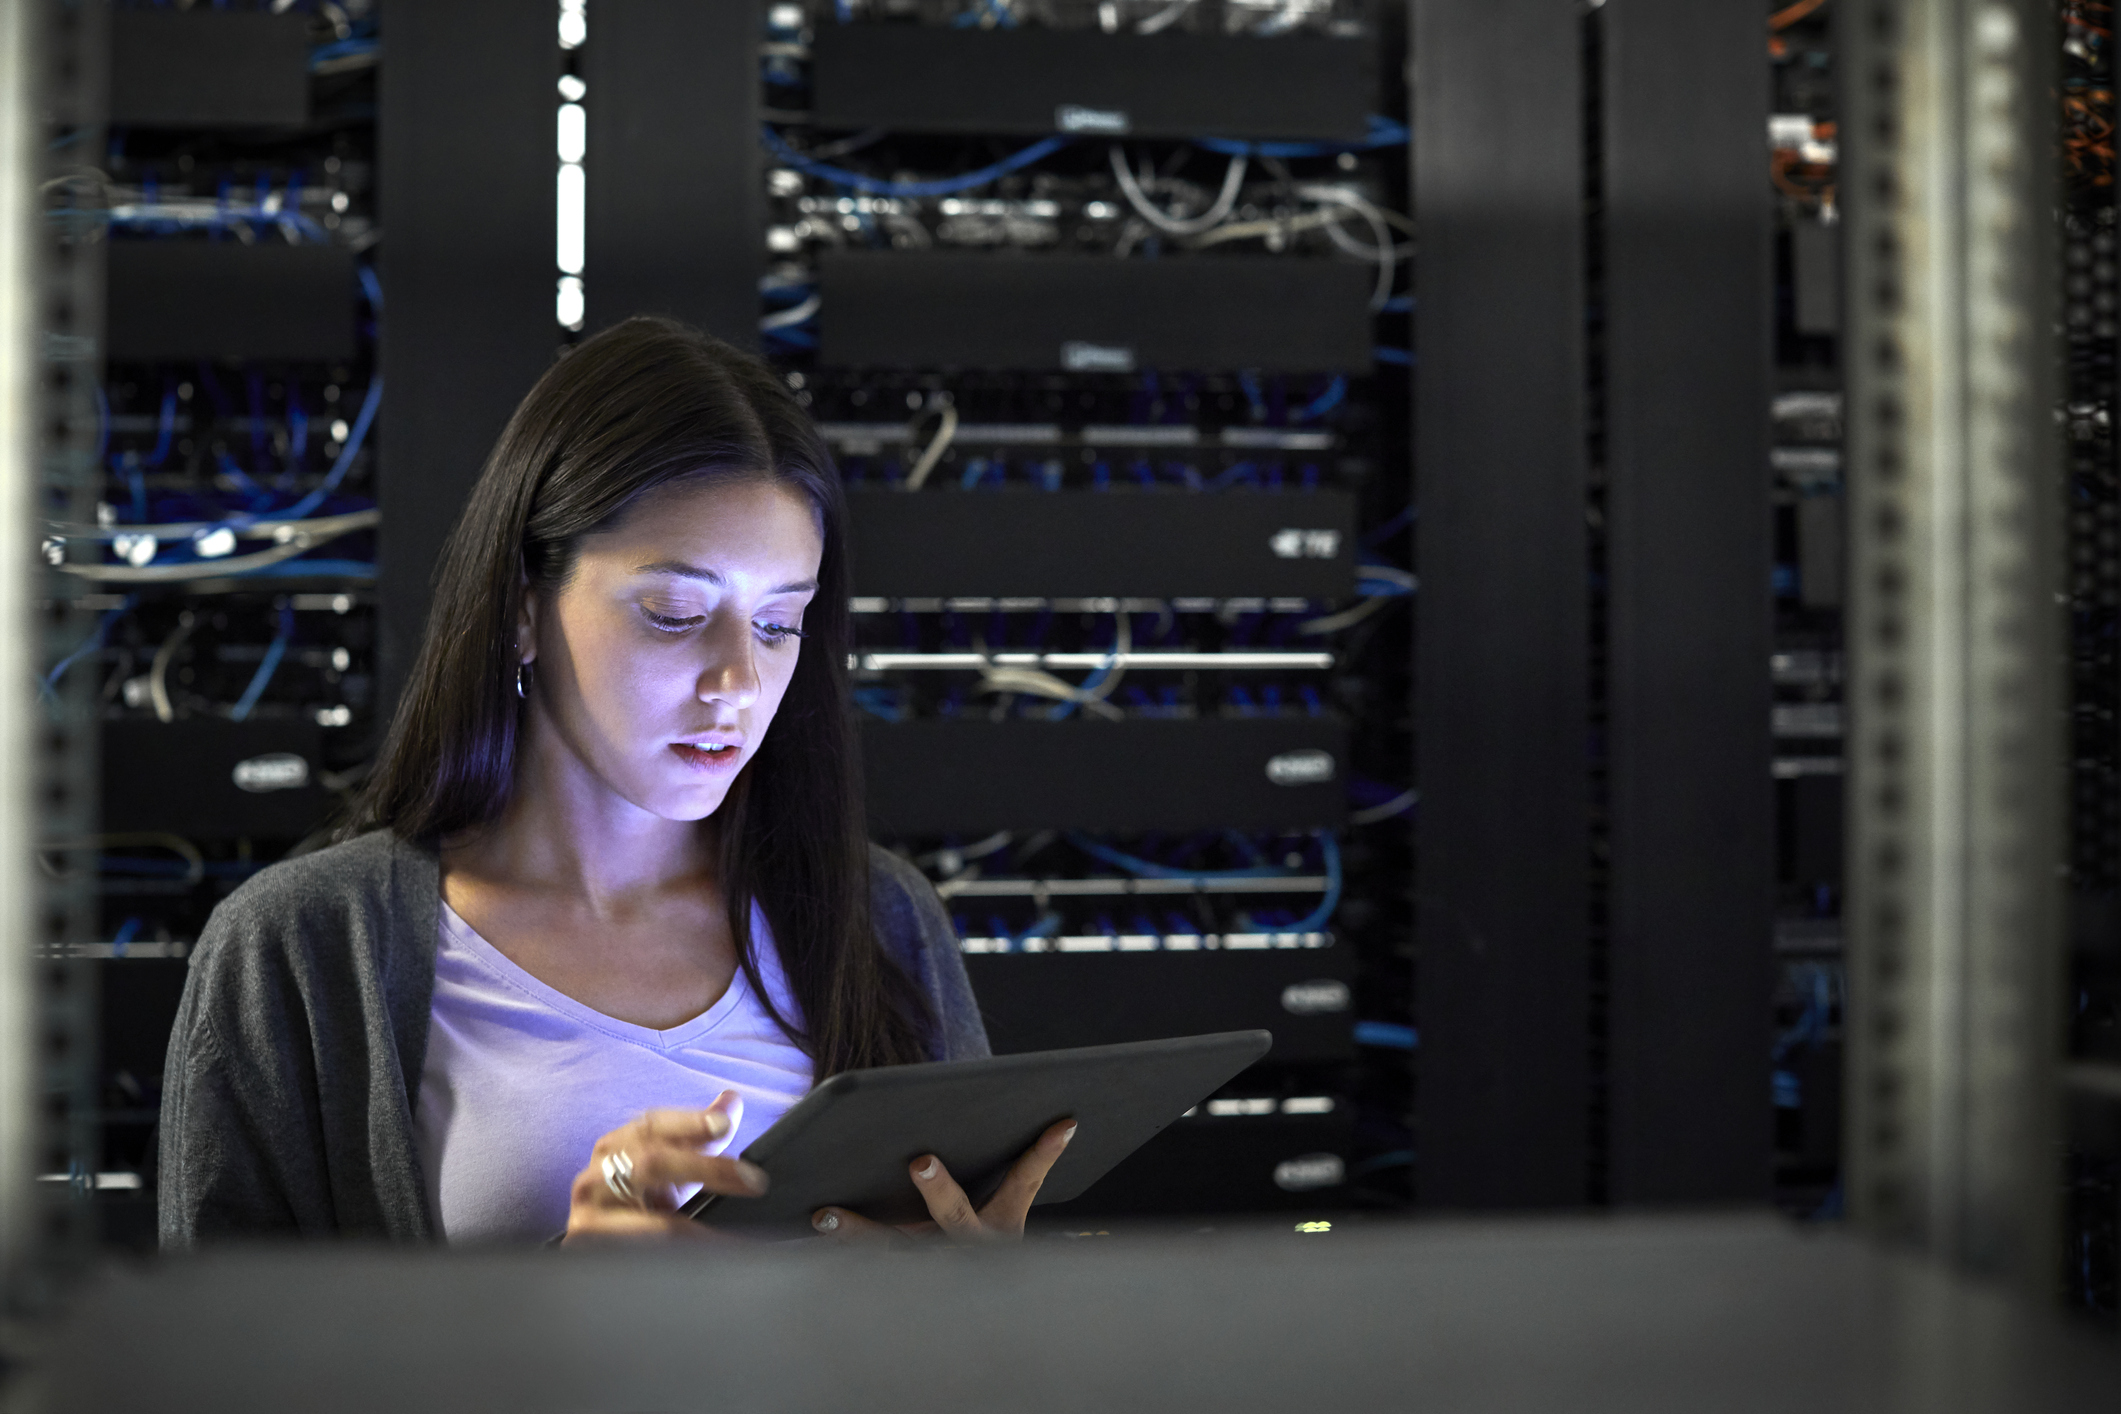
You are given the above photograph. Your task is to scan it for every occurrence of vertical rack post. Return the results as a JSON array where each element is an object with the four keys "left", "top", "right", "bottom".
[
  {"left": 0, "top": 0, "right": 46, "bottom": 1280},
  {"left": 1600, "top": 0, "right": 1775, "bottom": 1203},
  {"left": 1843, "top": 0, "right": 2066, "bottom": 1289},
  {"left": 24, "top": 0, "right": 108, "bottom": 1278},
  {"left": 583, "top": 0, "right": 762, "bottom": 344},
  {"left": 378, "top": 0, "right": 558, "bottom": 717},
  {"left": 1412, "top": 0, "right": 1593, "bottom": 1207}
]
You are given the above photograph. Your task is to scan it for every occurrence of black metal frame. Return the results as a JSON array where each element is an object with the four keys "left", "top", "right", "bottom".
[
  {"left": 36, "top": 0, "right": 111, "bottom": 1275},
  {"left": 1600, "top": 0, "right": 1774, "bottom": 1204},
  {"left": 377, "top": 2, "right": 559, "bottom": 716},
  {"left": 1414, "top": 0, "right": 1772, "bottom": 1208},
  {"left": 1412, "top": 0, "right": 1592, "bottom": 1208},
  {"left": 583, "top": 0, "right": 763, "bottom": 346}
]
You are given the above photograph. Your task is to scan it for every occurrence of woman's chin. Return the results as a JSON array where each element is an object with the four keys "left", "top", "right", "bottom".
[{"left": 641, "top": 776, "right": 737, "bottom": 823}]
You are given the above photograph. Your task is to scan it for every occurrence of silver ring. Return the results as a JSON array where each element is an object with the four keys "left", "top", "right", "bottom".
[{"left": 601, "top": 1149, "right": 638, "bottom": 1206}]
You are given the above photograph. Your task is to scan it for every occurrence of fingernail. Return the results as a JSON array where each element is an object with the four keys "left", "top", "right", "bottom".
[
  {"left": 1058, "top": 1123, "right": 1078, "bottom": 1147},
  {"left": 813, "top": 1211, "right": 840, "bottom": 1233},
  {"left": 738, "top": 1161, "right": 770, "bottom": 1195},
  {"left": 914, "top": 1157, "right": 938, "bottom": 1181},
  {"left": 705, "top": 1110, "right": 731, "bottom": 1138}
]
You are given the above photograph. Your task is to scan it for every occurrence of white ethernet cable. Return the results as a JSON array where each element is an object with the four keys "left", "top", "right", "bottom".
[
  {"left": 902, "top": 401, "right": 959, "bottom": 490},
  {"left": 1136, "top": 0, "right": 1198, "bottom": 35},
  {"left": 1108, "top": 147, "right": 1249, "bottom": 237},
  {"left": 1295, "top": 184, "right": 1401, "bottom": 309},
  {"left": 974, "top": 610, "right": 1132, "bottom": 717}
]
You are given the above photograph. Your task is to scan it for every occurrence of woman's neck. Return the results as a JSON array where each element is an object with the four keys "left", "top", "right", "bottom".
[{"left": 444, "top": 708, "right": 716, "bottom": 914}]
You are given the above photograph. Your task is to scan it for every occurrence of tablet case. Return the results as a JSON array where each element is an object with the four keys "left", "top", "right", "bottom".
[{"left": 684, "top": 1029, "right": 1272, "bottom": 1231}]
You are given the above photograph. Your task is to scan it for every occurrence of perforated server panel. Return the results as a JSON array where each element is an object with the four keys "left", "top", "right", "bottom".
[
  {"left": 105, "top": 244, "right": 355, "bottom": 362},
  {"left": 848, "top": 490, "right": 1357, "bottom": 599},
  {"left": 967, "top": 948, "right": 1356, "bottom": 1062},
  {"left": 1046, "top": 1106, "right": 1357, "bottom": 1215},
  {"left": 109, "top": 11, "right": 311, "bottom": 128},
  {"left": 100, "top": 720, "right": 334, "bottom": 840},
  {"left": 820, "top": 252, "right": 1374, "bottom": 373},
  {"left": 862, "top": 718, "right": 1349, "bottom": 834},
  {"left": 811, "top": 27, "right": 1374, "bottom": 141}
]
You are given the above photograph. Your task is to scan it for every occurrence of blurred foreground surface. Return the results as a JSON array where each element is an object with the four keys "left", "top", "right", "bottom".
[{"left": 24, "top": 1213, "right": 2121, "bottom": 1413}]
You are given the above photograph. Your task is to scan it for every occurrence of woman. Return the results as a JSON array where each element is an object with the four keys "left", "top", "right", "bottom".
[{"left": 158, "top": 318, "right": 1073, "bottom": 1246}]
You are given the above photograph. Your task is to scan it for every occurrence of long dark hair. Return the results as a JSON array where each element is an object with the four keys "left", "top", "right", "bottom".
[{"left": 348, "top": 317, "right": 933, "bottom": 1076}]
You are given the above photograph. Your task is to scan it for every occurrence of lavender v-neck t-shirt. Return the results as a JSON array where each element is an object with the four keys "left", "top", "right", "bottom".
[{"left": 413, "top": 901, "right": 814, "bottom": 1243}]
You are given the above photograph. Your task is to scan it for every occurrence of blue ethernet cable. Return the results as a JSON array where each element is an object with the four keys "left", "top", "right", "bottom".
[
  {"left": 1286, "top": 832, "right": 1343, "bottom": 933},
  {"left": 1067, "top": 832, "right": 1293, "bottom": 881},
  {"left": 230, "top": 601, "right": 295, "bottom": 722},
  {"left": 761, "top": 126, "right": 1070, "bottom": 199},
  {"left": 281, "top": 376, "right": 382, "bottom": 519},
  {"left": 1196, "top": 115, "right": 1409, "bottom": 160},
  {"left": 41, "top": 597, "right": 135, "bottom": 701},
  {"left": 1295, "top": 376, "right": 1346, "bottom": 423}
]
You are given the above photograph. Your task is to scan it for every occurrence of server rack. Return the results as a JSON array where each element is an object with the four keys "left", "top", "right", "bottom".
[
  {"left": 644, "top": 0, "right": 1421, "bottom": 1218},
  {"left": 33, "top": 2, "right": 386, "bottom": 1249}
]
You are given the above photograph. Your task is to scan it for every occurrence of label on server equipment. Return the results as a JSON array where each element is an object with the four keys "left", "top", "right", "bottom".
[
  {"left": 1056, "top": 105, "right": 1131, "bottom": 135},
  {"left": 231, "top": 753, "right": 310, "bottom": 793},
  {"left": 1273, "top": 1154, "right": 1346, "bottom": 1192},
  {"left": 1266, "top": 749, "right": 1336, "bottom": 786},
  {"left": 1270, "top": 528, "right": 1343, "bottom": 560},
  {"left": 1281, "top": 980, "right": 1352, "bottom": 1015},
  {"left": 1061, "top": 341, "right": 1137, "bottom": 373}
]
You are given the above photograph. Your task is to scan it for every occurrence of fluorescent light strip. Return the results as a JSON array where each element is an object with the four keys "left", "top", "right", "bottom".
[
  {"left": 854, "top": 651, "right": 1334, "bottom": 672},
  {"left": 814, "top": 422, "right": 1338, "bottom": 452},
  {"left": 938, "top": 875, "right": 1331, "bottom": 899},
  {"left": 36, "top": 1171, "right": 144, "bottom": 1190},
  {"left": 556, "top": 70, "right": 585, "bottom": 329},
  {"left": 1221, "top": 428, "right": 1334, "bottom": 451},
  {"left": 37, "top": 940, "right": 191, "bottom": 960},
  {"left": 959, "top": 931, "right": 1332, "bottom": 952},
  {"left": 850, "top": 597, "right": 1318, "bottom": 615}
]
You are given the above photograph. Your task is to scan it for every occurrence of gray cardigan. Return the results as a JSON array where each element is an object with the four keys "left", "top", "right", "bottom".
[{"left": 157, "top": 830, "right": 987, "bottom": 1247}]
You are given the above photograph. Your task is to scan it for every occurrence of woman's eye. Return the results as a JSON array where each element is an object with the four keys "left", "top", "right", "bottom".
[
  {"left": 643, "top": 610, "right": 705, "bottom": 633},
  {"left": 755, "top": 620, "right": 808, "bottom": 645}
]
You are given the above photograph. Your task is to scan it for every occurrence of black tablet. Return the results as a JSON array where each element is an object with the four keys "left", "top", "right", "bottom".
[{"left": 682, "top": 1029, "right": 1272, "bottom": 1231}]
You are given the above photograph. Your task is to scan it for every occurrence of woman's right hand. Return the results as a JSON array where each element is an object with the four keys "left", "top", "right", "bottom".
[{"left": 562, "top": 1090, "right": 769, "bottom": 1244}]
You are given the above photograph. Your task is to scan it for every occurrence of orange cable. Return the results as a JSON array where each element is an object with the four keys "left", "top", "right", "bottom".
[
  {"left": 1771, "top": 0, "right": 1829, "bottom": 31},
  {"left": 1771, "top": 152, "right": 1827, "bottom": 200}
]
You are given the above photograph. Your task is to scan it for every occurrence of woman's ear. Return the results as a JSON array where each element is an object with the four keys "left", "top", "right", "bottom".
[{"left": 516, "top": 573, "right": 539, "bottom": 667}]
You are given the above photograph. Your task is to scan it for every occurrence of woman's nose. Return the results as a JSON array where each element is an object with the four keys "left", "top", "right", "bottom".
[{"left": 695, "top": 617, "right": 763, "bottom": 709}]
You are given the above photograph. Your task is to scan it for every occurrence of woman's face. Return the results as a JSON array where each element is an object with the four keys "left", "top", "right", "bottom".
[{"left": 522, "top": 476, "right": 823, "bottom": 823}]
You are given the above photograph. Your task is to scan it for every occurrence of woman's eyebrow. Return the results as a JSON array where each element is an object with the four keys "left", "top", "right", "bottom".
[{"left": 635, "top": 561, "right": 818, "bottom": 595}]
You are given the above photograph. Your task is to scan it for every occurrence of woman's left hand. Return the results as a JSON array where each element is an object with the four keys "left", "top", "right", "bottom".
[{"left": 810, "top": 1117, "right": 1077, "bottom": 1244}]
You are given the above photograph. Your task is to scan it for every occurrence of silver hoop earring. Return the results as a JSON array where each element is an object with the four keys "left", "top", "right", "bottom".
[{"left": 515, "top": 662, "right": 530, "bottom": 700}]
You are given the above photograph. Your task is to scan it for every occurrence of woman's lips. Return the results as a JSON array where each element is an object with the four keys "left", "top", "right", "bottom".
[{"left": 670, "top": 742, "right": 743, "bottom": 773}]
